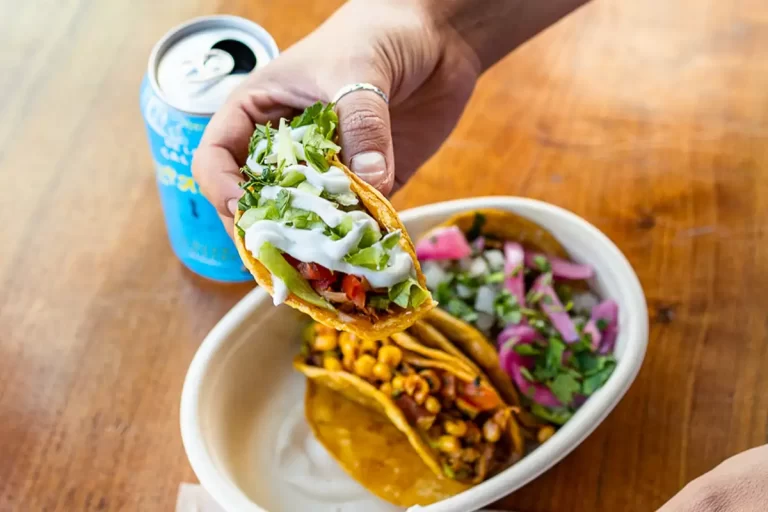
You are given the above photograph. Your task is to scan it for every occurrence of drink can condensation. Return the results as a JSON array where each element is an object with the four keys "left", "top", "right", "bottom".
[{"left": 140, "top": 15, "right": 278, "bottom": 282}]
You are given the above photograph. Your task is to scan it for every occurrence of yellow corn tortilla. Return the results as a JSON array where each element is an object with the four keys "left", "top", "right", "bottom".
[
  {"left": 419, "top": 208, "right": 576, "bottom": 408},
  {"left": 305, "top": 381, "right": 469, "bottom": 507},
  {"left": 436, "top": 208, "right": 569, "bottom": 258},
  {"left": 294, "top": 331, "right": 522, "bottom": 505},
  {"left": 422, "top": 308, "right": 521, "bottom": 408},
  {"left": 234, "top": 157, "right": 435, "bottom": 340}
]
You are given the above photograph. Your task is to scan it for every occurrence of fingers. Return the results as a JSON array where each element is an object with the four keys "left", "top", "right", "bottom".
[
  {"left": 336, "top": 91, "right": 395, "bottom": 196},
  {"left": 192, "top": 89, "right": 296, "bottom": 220},
  {"left": 192, "top": 98, "right": 254, "bottom": 219}
]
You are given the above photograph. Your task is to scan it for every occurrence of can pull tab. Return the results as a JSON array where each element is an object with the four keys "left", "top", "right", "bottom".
[{"left": 181, "top": 49, "right": 235, "bottom": 85}]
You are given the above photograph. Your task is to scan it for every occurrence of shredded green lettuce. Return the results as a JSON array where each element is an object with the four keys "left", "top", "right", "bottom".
[
  {"left": 344, "top": 245, "right": 389, "bottom": 270},
  {"left": 297, "top": 181, "right": 321, "bottom": 196},
  {"left": 359, "top": 227, "right": 382, "bottom": 248},
  {"left": 279, "top": 170, "right": 306, "bottom": 187},
  {"left": 237, "top": 202, "right": 280, "bottom": 230},
  {"left": 380, "top": 231, "right": 401, "bottom": 250},
  {"left": 389, "top": 278, "right": 429, "bottom": 308},
  {"left": 258, "top": 242, "right": 333, "bottom": 310},
  {"left": 277, "top": 118, "right": 297, "bottom": 167}
]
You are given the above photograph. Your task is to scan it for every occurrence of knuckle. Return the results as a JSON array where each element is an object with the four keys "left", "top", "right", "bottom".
[{"left": 340, "top": 100, "right": 390, "bottom": 149}]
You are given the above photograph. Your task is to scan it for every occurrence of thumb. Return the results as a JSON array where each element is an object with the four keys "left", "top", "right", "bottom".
[{"left": 335, "top": 90, "right": 395, "bottom": 195}]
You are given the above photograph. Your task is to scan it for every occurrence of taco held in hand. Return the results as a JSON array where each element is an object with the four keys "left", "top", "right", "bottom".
[
  {"left": 295, "top": 322, "right": 524, "bottom": 506},
  {"left": 234, "top": 103, "right": 434, "bottom": 338}
]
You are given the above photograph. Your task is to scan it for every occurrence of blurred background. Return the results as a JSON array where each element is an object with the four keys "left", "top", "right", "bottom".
[{"left": 1, "top": 0, "right": 766, "bottom": 511}]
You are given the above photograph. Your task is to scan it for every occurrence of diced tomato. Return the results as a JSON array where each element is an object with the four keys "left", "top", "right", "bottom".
[
  {"left": 459, "top": 380, "right": 503, "bottom": 411},
  {"left": 297, "top": 262, "right": 334, "bottom": 281},
  {"left": 341, "top": 274, "right": 367, "bottom": 309}
]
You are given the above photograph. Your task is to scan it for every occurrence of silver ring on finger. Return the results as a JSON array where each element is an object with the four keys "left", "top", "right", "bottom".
[{"left": 331, "top": 83, "right": 389, "bottom": 105}]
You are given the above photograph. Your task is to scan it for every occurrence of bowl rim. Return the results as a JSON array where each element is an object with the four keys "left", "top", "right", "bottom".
[{"left": 180, "top": 196, "right": 649, "bottom": 512}]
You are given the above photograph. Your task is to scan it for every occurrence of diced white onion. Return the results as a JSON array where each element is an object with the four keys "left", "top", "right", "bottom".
[
  {"left": 474, "top": 285, "right": 497, "bottom": 315},
  {"left": 456, "top": 284, "right": 474, "bottom": 299},
  {"left": 572, "top": 292, "right": 599, "bottom": 313},
  {"left": 468, "top": 257, "right": 489, "bottom": 277},
  {"left": 484, "top": 249, "right": 505, "bottom": 271},
  {"left": 422, "top": 261, "right": 449, "bottom": 290}
]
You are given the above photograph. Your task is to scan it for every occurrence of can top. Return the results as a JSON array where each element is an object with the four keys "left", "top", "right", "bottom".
[{"left": 148, "top": 15, "right": 279, "bottom": 115}]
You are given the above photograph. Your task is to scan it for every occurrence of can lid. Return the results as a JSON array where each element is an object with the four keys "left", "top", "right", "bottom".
[{"left": 148, "top": 15, "right": 279, "bottom": 115}]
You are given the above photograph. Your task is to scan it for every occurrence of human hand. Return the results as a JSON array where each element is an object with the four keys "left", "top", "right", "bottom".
[
  {"left": 657, "top": 444, "right": 768, "bottom": 512},
  {"left": 192, "top": 0, "right": 480, "bottom": 236},
  {"left": 193, "top": 0, "right": 590, "bottom": 237}
]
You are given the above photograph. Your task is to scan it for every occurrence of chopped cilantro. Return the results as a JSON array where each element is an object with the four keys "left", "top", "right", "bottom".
[
  {"left": 530, "top": 403, "right": 573, "bottom": 426},
  {"left": 513, "top": 344, "right": 541, "bottom": 356},
  {"left": 494, "top": 290, "right": 522, "bottom": 325},
  {"left": 533, "top": 255, "right": 552, "bottom": 273},
  {"left": 596, "top": 318, "right": 609, "bottom": 330},
  {"left": 276, "top": 189, "right": 292, "bottom": 217},
  {"left": 485, "top": 271, "right": 505, "bottom": 284},
  {"left": 582, "top": 360, "right": 616, "bottom": 395},
  {"left": 446, "top": 298, "right": 478, "bottom": 323},
  {"left": 304, "top": 144, "right": 329, "bottom": 174},
  {"left": 548, "top": 374, "right": 581, "bottom": 405}
]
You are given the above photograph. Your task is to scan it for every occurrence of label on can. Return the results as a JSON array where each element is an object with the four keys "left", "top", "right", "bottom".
[
  {"left": 140, "top": 75, "right": 251, "bottom": 282},
  {"left": 140, "top": 16, "right": 279, "bottom": 282}
]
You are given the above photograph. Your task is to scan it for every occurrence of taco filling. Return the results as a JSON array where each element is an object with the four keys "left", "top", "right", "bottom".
[
  {"left": 302, "top": 323, "right": 514, "bottom": 483},
  {"left": 417, "top": 210, "right": 619, "bottom": 428},
  {"left": 235, "top": 103, "right": 429, "bottom": 319}
]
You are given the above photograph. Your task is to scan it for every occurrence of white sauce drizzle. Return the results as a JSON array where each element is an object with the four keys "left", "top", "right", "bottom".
[
  {"left": 271, "top": 276, "right": 289, "bottom": 305},
  {"left": 285, "top": 164, "right": 352, "bottom": 196},
  {"left": 244, "top": 220, "right": 412, "bottom": 289},
  {"left": 242, "top": 122, "right": 415, "bottom": 302}
]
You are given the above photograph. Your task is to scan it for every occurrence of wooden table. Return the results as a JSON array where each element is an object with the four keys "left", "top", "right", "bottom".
[{"left": 1, "top": 0, "right": 766, "bottom": 510}]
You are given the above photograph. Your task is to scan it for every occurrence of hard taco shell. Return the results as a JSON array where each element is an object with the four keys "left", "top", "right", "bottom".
[{"left": 234, "top": 158, "right": 435, "bottom": 340}]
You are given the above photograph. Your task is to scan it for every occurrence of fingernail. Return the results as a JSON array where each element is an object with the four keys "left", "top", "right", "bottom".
[
  {"left": 350, "top": 151, "right": 387, "bottom": 187},
  {"left": 227, "top": 198, "right": 239, "bottom": 217}
]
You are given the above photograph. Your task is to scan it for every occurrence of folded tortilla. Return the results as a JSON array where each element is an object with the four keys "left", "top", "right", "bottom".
[
  {"left": 420, "top": 208, "right": 572, "bottom": 412},
  {"left": 234, "top": 157, "right": 435, "bottom": 340},
  {"left": 295, "top": 323, "right": 523, "bottom": 507}
]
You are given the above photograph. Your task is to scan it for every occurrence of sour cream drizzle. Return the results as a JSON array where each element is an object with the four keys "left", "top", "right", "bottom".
[
  {"left": 242, "top": 122, "right": 416, "bottom": 300},
  {"left": 244, "top": 220, "right": 412, "bottom": 289}
]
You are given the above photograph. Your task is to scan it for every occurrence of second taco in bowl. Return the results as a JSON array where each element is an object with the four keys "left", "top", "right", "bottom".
[{"left": 295, "top": 322, "right": 524, "bottom": 507}]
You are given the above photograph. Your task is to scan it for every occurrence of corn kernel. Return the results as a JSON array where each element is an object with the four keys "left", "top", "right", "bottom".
[
  {"left": 314, "top": 323, "right": 336, "bottom": 336},
  {"left": 372, "top": 362, "right": 392, "bottom": 382},
  {"left": 460, "top": 447, "right": 480, "bottom": 463},
  {"left": 419, "top": 370, "right": 441, "bottom": 392},
  {"left": 425, "top": 396, "right": 441, "bottom": 414},
  {"left": 313, "top": 333, "right": 338, "bottom": 351},
  {"left": 444, "top": 419, "right": 468, "bottom": 437},
  {"left": 436, "top": 435, "right": 461, "bottom": 454},
  {"left": 323, "top": 356, "right": 342, "bottom": 372},
  {"left": 404, "top": 375, "right": 430, "bottom": 404},
  {"left": 537, "top": 425, "right": 556, "bottom": 444},
  {"left": 392, "top": 375, "right": 405, "bottom": 391},
  {"left": 379, "top": 382, "right": 393, "bottom": 396},
  {"left": 377, "top": 345, "right": 403, "bottom": 367},
  {"left": 339, "top": 332, "right": 358, "bottom": 356},
  {"left": 353, "top": 354, "right": 377, "bottom": 379},
  {"left": 455, "top": 398, "right": 480, "bottom": 419},
  {"left": 482, "top": 419, "right": 501, "bottom": 443},
  {"left": 360, "top": 338, "right": 379, "bottom": 355}
]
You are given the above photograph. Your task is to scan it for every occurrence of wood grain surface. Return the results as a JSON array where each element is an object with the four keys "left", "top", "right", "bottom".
[{"left": 1, "top": 0, "right": 767, "bottom": 511}]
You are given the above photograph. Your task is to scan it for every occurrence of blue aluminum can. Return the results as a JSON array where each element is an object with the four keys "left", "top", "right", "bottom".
[{"left": 140, "top": 15, "right": 278, "bottom": 282}]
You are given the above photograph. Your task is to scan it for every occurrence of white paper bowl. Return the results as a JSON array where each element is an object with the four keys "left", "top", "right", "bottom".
[{"left": 181, "top": 197, "right": 648, "bottom": 512}]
